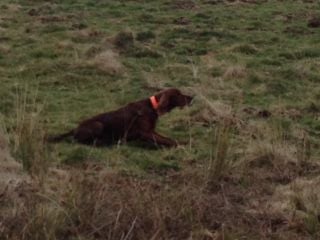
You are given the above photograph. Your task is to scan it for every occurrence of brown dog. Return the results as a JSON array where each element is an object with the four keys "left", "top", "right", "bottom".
[{"left": 49, "top": 88, "right": 193, "bottom": 147}]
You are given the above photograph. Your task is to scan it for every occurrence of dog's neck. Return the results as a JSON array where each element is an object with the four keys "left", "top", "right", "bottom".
[{"left": 144, "top": 96, "right": 159, "bottom": 118}]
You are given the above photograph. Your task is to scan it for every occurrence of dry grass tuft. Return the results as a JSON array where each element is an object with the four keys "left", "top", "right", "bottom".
[
  {"left": 9, "top": 87, "right": 50, "bottom": 179},
  {"left": 271, "top": 105, "right": 303, "bottom": 120},
  {"left": 0, "top": 130, "right": 29, "bottom": 192},
  {"left": 192, "top": 98, "right": 242, "bottom": 128},
  {"left": 0, "top": 44, "right": 10, "bottom": 54},
  {"left": 223, "top": 65, "right": 247, "bottom": 80},
  {"left": 200, "top": 52, "right": 222, "bottom": 69},
  {"left": 244, "top": 121, "right": 296, "bottom": 162},
  {"left": 230, "top": 44, "right": 259, "bottom": 55},
  {"left": 55, "top": 40, "right": 74, "bottom": 50},
  {"left": 271, "top": 177, "right": 320, "bottom": 237},
  {"left": 72, "top": 28, "right": 101, "bottom": 41},
  {"left": 205, "top": 123, "right": 232, "bottom": 184},
  {"left": 88, "top": 49, "right": 125, "bottom": 76},
  {"left": 5, "top": 4, "right": 22, "bottom": 12},
  {"left": 238, "top": 120, "right": 318, "bottom": 186},
  {"left": 143, "top": 72, "right": 168, "bottom": 90},
  {"left": 272, "top": 177, "right": 320, "bottom": 216},
  {"left": 0, "top": 127, "right": 32, "bottom": 235}
]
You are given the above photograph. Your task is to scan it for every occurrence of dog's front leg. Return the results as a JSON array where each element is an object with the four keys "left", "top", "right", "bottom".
[{"left": 139, "top": 131, "right": 178, "bottom": 147}]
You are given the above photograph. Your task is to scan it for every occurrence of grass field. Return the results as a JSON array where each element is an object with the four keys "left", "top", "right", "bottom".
[{"left": 1, "top": 0, "right": 320, "bottom": 239}]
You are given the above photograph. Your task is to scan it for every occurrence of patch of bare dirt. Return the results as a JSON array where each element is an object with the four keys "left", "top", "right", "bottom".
[
  {"left": 38, "top": 15, "right": 68, "bottom": 23},
  {"left": 241, "top": 106, "right": 272, "bottom": 119},
  {"left": 308, "top": 16, "right": 320, "bottom": 28},
  {"left": 227, "top": 0, "right": 269, "bottom": 4},
  {"left": 30, "top": 10, "right": 75, "bottom": 25},
  {"left": 272, "top": 106, "right": 302, "bottom": 120},
  {"left": 284, "top": 26, "right": 313, "bottom": 36},
  {"left": 203, "top": 0, "right": 224, "bottom": 5},
  {"left": 173, "top": 17, "right": 191, "bottom": 25},
  {"left": 172, "top": 0, "right": 198, "bottom": 10},
  {"left": 72, "top": 28, "right": 102, "bottom": 40},
  {"left": 27, "top": 3, "right": 58, "bottom": 16},
  {"left": 112, "top": 30, "right": 134, "bottom": 51}
]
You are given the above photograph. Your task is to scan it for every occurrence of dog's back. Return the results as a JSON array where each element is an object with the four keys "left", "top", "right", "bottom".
[{"left": 49, "top": 88, "right": 193, "bottom": 147}]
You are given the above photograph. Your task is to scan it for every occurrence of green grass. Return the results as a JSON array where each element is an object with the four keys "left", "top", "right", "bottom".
[
  {"left": 0, "top": 0, "right": 319, "bottom": 173},
  {"left": 1, "top": 0, "right": 320, "bottom": 238}
]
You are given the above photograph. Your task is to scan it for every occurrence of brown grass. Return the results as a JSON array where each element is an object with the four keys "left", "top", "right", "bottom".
[
  {"left": 0, "top": 44, "right": 10, "bottom": 54},
  {"left": 1, "top": 163, "right": 302, "bottom": 240},
  {"left": 0, "top": 131, "right": 28, "bottom": 190},
  {"left": 223, "top": 65, "right": 247, "bottom": 80},
  {"left": 191, "top": 97, "right": 243, "bottom": 129},
  {"left": 89, "top": 49, "right": 125, "bottom": 76},
  {"left": 6, "top": 4, "right": 22, "bottom": 12},
  {"left": 2, "top": 118, "right": 314, "bottom": 240},
  {"left": 1, "top": 120, "right": 319, "bottom": 240},
  {"left": 9, "top": 87, "right": 50, "bottom": 179},
  {"left": 200, "top": 52, "right": 222, "bottom": 70},
  {"left": 5, "top": 112, "right": 312, "bottom": 239},
  {"left": 205, "top": 123, "right": 232, "bottom": 184}
]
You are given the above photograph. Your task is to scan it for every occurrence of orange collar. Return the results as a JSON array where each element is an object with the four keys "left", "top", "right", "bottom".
[{"left": 150, "top": 96, "right": 159, "bottom": 110}]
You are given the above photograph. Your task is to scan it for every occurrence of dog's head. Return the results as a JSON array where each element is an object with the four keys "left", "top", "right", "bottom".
[{"left": 154, "top": 88, "right": 193, "bottom": 115}]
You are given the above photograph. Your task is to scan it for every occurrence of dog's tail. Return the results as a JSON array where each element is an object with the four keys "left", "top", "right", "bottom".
[{"left": 47, "top": 129, "right": 74, "bottom": 143}]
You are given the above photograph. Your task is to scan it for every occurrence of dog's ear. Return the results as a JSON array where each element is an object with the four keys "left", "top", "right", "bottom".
[{"left": 156, "top": 92, "right": 170, "bottom": 115}]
